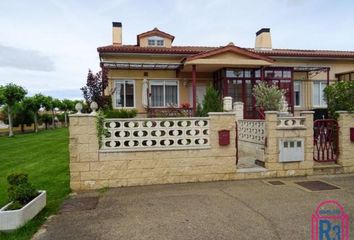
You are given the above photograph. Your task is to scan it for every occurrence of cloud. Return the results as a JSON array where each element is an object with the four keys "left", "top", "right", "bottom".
[{"left": 0, "top": 44, "right": 55, "bottom": 72}]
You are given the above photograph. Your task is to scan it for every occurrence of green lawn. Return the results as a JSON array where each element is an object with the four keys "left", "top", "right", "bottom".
[{"left": 0, "top": 128, "right": 70, "bottom": 240}]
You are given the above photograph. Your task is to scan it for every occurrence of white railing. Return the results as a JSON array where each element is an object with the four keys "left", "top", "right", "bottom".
[
  {"left": 101, "top": 117, "right": 210, "bottom": 152},
  {"left": 277, "top": 117, "right": 306, "bottom": 129},
  {"left": 238, "top": 120, "right": 265, "bottom": 145}
]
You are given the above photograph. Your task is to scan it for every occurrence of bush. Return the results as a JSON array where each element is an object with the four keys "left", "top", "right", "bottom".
[
  {"left": 7, "top": 173, "right": 38, "bottom": 209},
  {"left": 198, "top": 85, "right": 223, "bottom": 116},
  {"left": 324, "top": 80, "right": 354, "bottom": 118},
  {"left": 104, "top": 109, "right": 138, "bottom": 118},
  {"left": 253, "top": 82, "right": 285, "bottom": 111}
]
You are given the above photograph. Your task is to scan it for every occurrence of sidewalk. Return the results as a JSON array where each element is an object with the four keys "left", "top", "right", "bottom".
[{"left": 33, "top": 174, "right": 354, "bottom": 240}]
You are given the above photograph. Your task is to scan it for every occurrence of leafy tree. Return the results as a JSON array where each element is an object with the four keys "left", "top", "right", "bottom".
[
  {"left": 40, "top": 113, "right": 52, "bottom": 130},
  {"left": 253, "top": 82, "right": 285, "bottom": 111},
  {"left": 13, "top": 102, "right": 34, "bottom": 132},
  {"left": 22, "top": 94, "right": 46, "bottom": 132},
  {"left": 0, "top": 83, "right": 27, "bottom": 136},
  {"left": 61, "top": 99, "right": 75, "bottom": 127},
  {"left": 199, "top": 85, "right": 223, "bottom": 116},
  {"left": 81, "top": 68, "right": 109, "bottom": 109},
  {"left": 324, "top": 80, "right": 354, "bottom": 118}
]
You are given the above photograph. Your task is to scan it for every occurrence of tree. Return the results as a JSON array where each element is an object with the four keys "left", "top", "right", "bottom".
[
  {"left": 81, "top": 68, "right": 109, "bottom": 109},
  {"left": 253, "top": 82, "right": 285, "bottom": 111},
  {"left": 61, "top": 99, "right": 75, "bottom": 127},
  {"left": 22, "top": 94, "right": 46, "bottom": 132},
  {"left": 0, "top": 83, "right": 27, "bottom": 136},
  {"left": 324, "top": 80, "right": 354, "bottom": 118},
  {"left": 199, "top": 85, "right": 223, "bottom": 116}
]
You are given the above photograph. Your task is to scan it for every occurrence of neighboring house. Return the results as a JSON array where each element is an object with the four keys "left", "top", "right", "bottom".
[{"left": 97, "top": 22, "right": 354, "bottom": 119}]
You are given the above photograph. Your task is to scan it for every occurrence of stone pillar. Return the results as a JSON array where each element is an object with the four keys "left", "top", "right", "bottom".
[
  {"left": 208, "top": 112, "right": 237, "bottom": 172},
  {"left": 233, "top": 102, "right": 244, "bottom": 121},
  {"left": 69, "top": 114, "right": 99, "bottom": 191},
  {"left": 223, "top": 97, "right": 233, "bottom": 112},
  {"left": 299, "top": 111, "right": 314, "bottom": 174},
  {"left": 263, "top": 111, "right": 279, "bottom": 170},
  {"left": 337, "top": 111, "right": 354, "bottom": 173}
]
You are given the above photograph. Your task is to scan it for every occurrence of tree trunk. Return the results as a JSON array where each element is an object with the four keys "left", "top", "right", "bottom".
[
  {"left": 51, "top": 110, "right": 55, "bottom": 128},
  {"left": 64, "top": 111, "right": 68, "bottom": 127},
  {"left": 8, "top": 106, "right": 13, "bottom": 137},
  {"left": 21, "top": 123, "right": 24, "bottom": 133},
  {"left": 45, "top": 122, "right": 48, "bottom": 130},
  {"left": 34, "top": 114, "right": 38, "bottom": 133}
]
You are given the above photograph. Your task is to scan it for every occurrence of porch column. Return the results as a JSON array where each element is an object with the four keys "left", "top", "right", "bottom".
[{"left": 192, "top": 64, "right": 197, "bottom": 115}]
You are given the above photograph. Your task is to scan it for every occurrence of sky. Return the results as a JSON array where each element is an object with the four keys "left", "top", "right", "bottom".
[{"left": 1, "top": 0, "right": 354, "bottom": 100}]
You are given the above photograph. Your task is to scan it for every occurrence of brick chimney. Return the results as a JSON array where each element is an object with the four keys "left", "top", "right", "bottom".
[
  {"left": 255, "top": 28, "right": 272, "bottom": 50},
  {"left": 112, "top": 22, "right": 122, "bottom": 45}
]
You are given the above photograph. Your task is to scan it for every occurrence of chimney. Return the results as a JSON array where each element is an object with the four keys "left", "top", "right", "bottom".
[
  {"left": 112, "top": 22, "right": 122, "bottom": 45},
  {"left": 255, "top": 28, "right": 272, "bottom": 50}
]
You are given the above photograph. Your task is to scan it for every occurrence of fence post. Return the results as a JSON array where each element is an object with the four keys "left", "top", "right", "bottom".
[
  {"left": 336, "top": 111, "right": 354, "bottom": 173},
  {"left": 69, "top": 114, "right": 99, "bottom": 191},
  {"left": 233, "top": 102, "right": 244, "bottom": 121}
]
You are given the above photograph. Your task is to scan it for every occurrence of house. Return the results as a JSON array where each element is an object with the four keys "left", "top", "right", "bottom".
[{"left": 97, "top": 22, "right": 354, "bottom": 119}]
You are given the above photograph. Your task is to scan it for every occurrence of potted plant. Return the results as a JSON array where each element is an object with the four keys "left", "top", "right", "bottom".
[{"left": 0, "top": 173, "right": 46, "bottom": 231}]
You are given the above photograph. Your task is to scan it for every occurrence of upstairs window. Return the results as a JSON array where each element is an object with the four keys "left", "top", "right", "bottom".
[{"left": 147, "top": 36, "right": 164, "bottom": 47}]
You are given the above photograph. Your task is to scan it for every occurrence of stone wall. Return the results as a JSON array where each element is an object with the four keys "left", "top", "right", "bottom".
[
  {"left": 337, "top": 111, "right": 354, "bottom": 173},
  {"left": 69, "top": 113, "right": 237, "bottom": 190},
  {"left": 263, "top": 111, "right": 314, "bottom": 177}
]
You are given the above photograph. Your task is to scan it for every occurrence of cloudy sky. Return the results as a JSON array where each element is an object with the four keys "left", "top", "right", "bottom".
[{"left": 1, "top": 0, "right": 354, "bottom": 99}]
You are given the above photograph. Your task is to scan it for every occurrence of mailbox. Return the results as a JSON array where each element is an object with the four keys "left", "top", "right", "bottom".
[
  {"left": 218, "top": 130, "right": 230, "bottom": 146},
  {"left": 350, "top": 128, "right": 354, "bottom": 142}
]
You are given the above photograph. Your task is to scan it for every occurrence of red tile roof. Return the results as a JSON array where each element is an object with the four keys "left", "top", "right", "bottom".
[
  {"left": 97, "top": 44, "right": 354, "bottom": 59},
  {"left": 185, "top": 44, "right": 273, "bottom": 63}
]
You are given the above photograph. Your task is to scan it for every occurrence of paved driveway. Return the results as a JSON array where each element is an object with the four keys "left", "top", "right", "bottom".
[{"left": 34, "top": 175, "right": 354, "bottom": 240}]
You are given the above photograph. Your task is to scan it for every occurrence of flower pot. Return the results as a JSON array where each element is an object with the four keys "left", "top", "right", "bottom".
[{"left": 0, "top": 190, "right": 46, "bottom": 232}]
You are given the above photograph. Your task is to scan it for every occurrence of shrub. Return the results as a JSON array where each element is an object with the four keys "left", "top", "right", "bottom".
[
  {"left": 324, "top": 80, "right": 354, "bottom": 118},
  {"left": 7, "top": 173, "right": 38, "bottom": 209},
  {"left": 199, "top": 85, "right": 223, "bottom": 116},
  {"left": 253, "top": 82, "right": 285, "bottom": 111},
  {"left": 104, "top": 109, "right": 138, "bottom": 118}
]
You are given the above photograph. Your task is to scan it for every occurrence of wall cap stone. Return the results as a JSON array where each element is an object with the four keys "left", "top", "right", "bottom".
[
  {"left": 69, "top": 114, "right": 95, "bottom": 117},
  {"left": 300, "top": 111, "right": 315, "bottom": 114},
  {"left": 264, "top": 111, "right": 278, "bottom": 114},
  {"left": 335, "top": 111, "right": 349, "bottom": 114},
  {"left": 208, "top": 112, "right": 235, "bottom": 116}
]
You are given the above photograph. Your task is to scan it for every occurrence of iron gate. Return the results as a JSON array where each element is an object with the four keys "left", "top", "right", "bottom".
[{"left": 313, "top": 119, "right": 339, "bottom": 163}]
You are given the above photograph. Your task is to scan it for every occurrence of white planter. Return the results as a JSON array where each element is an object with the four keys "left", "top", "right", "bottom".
[{"left": 0, "top": 190, "right": 46, "bottom": 232}]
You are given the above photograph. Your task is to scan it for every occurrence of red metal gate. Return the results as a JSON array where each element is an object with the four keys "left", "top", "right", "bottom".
[{"left": 313, "top": 119, "right": 339, "bottom": 163}]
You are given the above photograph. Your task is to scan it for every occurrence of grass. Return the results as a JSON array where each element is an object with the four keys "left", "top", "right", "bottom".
[{"left": 0, "top": 128, "right": 70, "bottom": 240}]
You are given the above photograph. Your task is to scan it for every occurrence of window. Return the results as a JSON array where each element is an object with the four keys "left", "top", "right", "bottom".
[
  {"left": 150, "top": 80, "right": 178, "bottom": 107},
  {"left": 114, "top": 80, "right": 135, "bottom": 108},
  {"left": 313, "top": 81, "right": 327, "bottom": 107},
  {"left": 147, "top": 36, "right": 164, "bottom": 47},
  {"left": 294, "top": 81, "right": 302, "bottom": 107}
]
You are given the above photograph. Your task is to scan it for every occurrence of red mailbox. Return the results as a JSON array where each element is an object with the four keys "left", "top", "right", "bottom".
[
  {"left": 218, "top": 129, "right": 230, "bottom": 146},
  {"left": 350, "top": 128, "right": 354, "bottom": 142}
]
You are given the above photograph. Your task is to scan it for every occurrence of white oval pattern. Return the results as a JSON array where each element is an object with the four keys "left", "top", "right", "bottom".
[{"left": 102, "top": 118, "right": 210, "bottom": 151}]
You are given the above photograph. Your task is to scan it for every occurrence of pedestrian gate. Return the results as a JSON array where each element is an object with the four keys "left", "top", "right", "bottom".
[{"left": 313, "top": 119, "right": 339, "bottom": 163}]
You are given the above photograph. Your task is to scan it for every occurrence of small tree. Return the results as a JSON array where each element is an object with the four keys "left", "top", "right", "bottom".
[
  {"left": 324, "top": 80, "right": 354, "bottom": 118},
  {"left": 61, "top": 99, "right": 75, "bottom": 127},
  {"left": 81, "top": 68, "right": 109, "bottom": 109},
  {"left": 22, "top": 94, "right": 45, "bottom": 132},
  {"left": 0, "top": 83, "right": 27, "bottom": 136},
  {"left": 253, "top": 82, "right": 285, "bottom": 111},
  {"left": 199, "top": 85, "right": 223, "bottom": 116}
]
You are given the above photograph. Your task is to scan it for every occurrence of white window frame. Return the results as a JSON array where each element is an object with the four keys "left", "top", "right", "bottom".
[
  {"left": 294, "top": 81, "right": 302, "bottom": 107},
  {"left": 149, "top": 80, "right": 179, "bottom": 108},
  {"left": 113, "top": 80, "right": 136, "bottom": 108},
  {"left": 312, "top": 81, "right": 327, "bottom": 108},
  {"left": 147, "top": 36, "right": 164, "bottom": 47}
]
